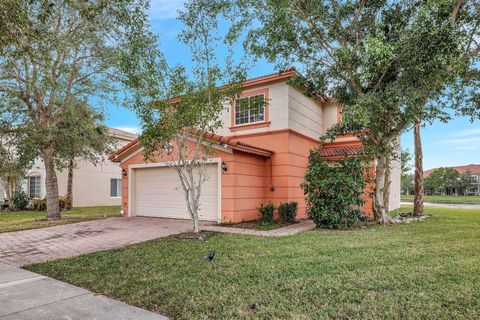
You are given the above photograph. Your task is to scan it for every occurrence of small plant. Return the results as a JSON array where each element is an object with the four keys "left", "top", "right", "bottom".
[
  {"left": 59, "top": 196, "right": 71, "bottom": 211},
  {"left": 31, "top": 198, "right": 47, "bottom": 211},
  {"left": 12, "top": 189, "right": 29, "bottom": 210},
  {"left": 258, "top": 202, "right": 275, "bottom": 223},
  {"left": 278, "top": 201, "right": 298, "bottom": 223}
]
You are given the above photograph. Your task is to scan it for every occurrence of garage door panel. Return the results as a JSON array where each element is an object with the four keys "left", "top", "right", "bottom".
[{"left": 134, "top": 164, "right": 218, "bottom": 221}]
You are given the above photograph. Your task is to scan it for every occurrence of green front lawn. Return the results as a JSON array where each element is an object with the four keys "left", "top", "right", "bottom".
[
  {"left": 0, "top": 206, "right": 121, "bottom": 233},
  {"left": 27, "top": 206, "right": 480, "bottom": 319},
  {"left": 401, "top": 194, "right": 480, "bottom": 204}
]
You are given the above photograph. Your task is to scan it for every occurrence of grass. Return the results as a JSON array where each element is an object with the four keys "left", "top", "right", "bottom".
[
  {"left": 401, "top": 194, "right": 480, "bottom": 204},
  {"left": 27, "top": 206, "right": 480, "bottom": 319},
  {"left": 0, "top": 206, "right": 121, "bottom": 233}
]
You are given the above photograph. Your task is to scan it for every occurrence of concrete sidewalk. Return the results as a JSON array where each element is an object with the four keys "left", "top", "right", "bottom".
[
  {"left": 400, "top": 201, "right": 480, "bottom": 210},
  {"left": 0, "top": 262, "right": 167, "bottom": 320}
]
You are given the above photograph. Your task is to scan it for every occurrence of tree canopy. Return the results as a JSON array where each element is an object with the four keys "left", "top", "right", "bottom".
[
  {"left": 0, "top": 0, "right": 156, "bottom": 219},
  {"left": 209, "top": 0, "right": 480, "bottom": 223}
]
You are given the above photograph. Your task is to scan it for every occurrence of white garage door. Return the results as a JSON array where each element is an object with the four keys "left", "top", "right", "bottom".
[{"left": 134, "top": 164, "right": 219, "bottom": 221}]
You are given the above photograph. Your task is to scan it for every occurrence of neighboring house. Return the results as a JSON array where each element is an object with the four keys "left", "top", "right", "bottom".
[
  {"left": 110, "top": 69, "right": 401, "bottom": 223},
  {"left": 424, "top": 164, "right": 480, "bottom": 196},
  {"left": 0, "top": 128, "right": 138, "bottom": 207}
]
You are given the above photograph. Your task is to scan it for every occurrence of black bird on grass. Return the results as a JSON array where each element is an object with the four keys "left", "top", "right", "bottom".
[{"left": 203, "top": 250, "right": 215, "bottom": 262}]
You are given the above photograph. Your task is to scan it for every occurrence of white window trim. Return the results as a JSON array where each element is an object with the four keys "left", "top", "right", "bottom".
[
  {"left": 28, "top": 175, "right": 41, "bottom": 198},
  {"left": 233, "top": 93, "right": 266, "bottom": 126}
]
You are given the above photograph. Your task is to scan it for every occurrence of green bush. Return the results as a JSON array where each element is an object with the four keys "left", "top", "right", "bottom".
[
  {"left": 258, "top": 202, "right": 275, "bottom": 223},
  {"left": 302, "top": 149, "right": 367, "bottom": 229},
  {"left": 278, "top": 201, "right": 298, "bottom": 223},
  {"left": 12, "top": 189, "right": 29, "bottom": 210}
]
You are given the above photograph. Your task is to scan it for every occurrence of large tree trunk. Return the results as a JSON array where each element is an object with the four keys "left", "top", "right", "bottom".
[
  {"left": 2, "top": 175, "right": 19, "bottom": 209},
  {"left": 66, "top": 156, "right": 74, "bottom": 210},
  {"left": 373, "top": 153, "right": 394, "bottom": 224},
  {"left": 6, "top": 176, "right": 18, "bottom": 201},
  {"left": 383, "top": 157, "right": 391, "bottom": 213},
  {"left": 413, "top": 117, "right": 424, "bottom": 216},
  {"left": 42, "top": 146, "right": 61, "bottom": 220}
]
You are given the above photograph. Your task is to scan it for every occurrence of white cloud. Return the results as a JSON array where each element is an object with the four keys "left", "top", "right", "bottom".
[
  {"left": 453, "top": 145, "right": 480, "bottom": 151},
  {"left": 113, "top": 126, "right": 141, "bottom": 134},
  {"left": 439, "top": 126, "right": 480, "bottom": 147},
  {"left": 448, "top": 127, "right": 480, "bottom": 138},
  {"left": 443, "top": 136, "right": 480, "bottom": 145},
  {"left": 148, "top": 0, "right": 185, "bottom": 20}
]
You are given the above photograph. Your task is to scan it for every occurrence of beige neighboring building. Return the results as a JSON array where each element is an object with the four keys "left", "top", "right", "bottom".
[{"left": 21, "top": 128, "right": 137, "bottom": 207}]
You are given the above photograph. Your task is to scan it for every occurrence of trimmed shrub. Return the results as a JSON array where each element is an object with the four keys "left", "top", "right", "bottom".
[
  {"left": 12, "top": 189, "right": 29, "bottom": 210},
  {"left": 258, "top": 202, "right": 275, "bottom": 223},
  {"left": 278, "top": 201, "right": 298, "bottom": 223},
  {"left": 302, "top": 148, "right": 367, "bottom": 229}
]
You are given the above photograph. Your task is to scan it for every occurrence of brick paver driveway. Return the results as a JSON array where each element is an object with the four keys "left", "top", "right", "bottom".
[{"left": 0, "top": 217, "right": 194, "bottom": 267}]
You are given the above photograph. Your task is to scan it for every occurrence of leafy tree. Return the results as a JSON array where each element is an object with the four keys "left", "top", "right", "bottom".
[
  {"left": 457, "top": 171, "right": 473, "bottom": 196},
  {"left": 0, "top": 1, "right": 28, "bottom": 52},
  {"left": 412, "top": 0, "right": 479, "bottom": 215},
  {"left": 0, "top": 0, "right": 154, "bottom": 219},
  {"left": 54, "top": 101, "right": 113, "bottom": 210},
  {"left": 424, "top": 167, "right": 462, "bottom": 195},
  {"left": 127, "top": 1, "right": 245, "bottom": 235},
  {"left": 401, "top": 174, "right": 415, "bottom": 195},
  {"left": 213, "top": 0, "right": 478, "bottom": 223},
  {"left": 0, "top": 132, "right": 36, "bottom": 208},
  {"left": 401, "top": 149, "right": 413, "bottom": 180}
]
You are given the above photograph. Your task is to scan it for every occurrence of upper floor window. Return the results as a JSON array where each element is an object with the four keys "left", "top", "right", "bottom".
[
  {"left": 234, "top": 94, "right": 265, "bottom": 126},
  {"left": 28, "top": 175, "right": 41, "bottom": 198},
  {"left": 470, "top": 175, "right": 478, "bottom": 182},
  {"left": 110, "top": 178, "right": 122, "bottom": 198}
]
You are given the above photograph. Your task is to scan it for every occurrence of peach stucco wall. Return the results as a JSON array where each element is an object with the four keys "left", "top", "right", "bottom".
[
  {"left": 118, "top": 129, "right": 377, "bottom": 223},
  {"left": 118, "top": 143, "right": 270, "bottom": 223},
  {"left": 118, "top": 130, "right": 319, "bottom": 223},
  {"left": 226, "top": 129, "right": 318, "bottom": 220}
]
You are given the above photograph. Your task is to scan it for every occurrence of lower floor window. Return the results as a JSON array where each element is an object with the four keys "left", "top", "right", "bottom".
[
  {"left": 28, "top": 175, "right": 41, "bottom": 198},
  {"left": 110, "top": 178, "right": 122, "bottom": 197}
]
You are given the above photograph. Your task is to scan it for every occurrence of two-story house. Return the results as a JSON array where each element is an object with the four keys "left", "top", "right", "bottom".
[
  {"left": 1, "top": 128, "right": 137, "bottom": 207},
  {"left": 110, "top": 69, "right": 401, "bottom": 223}
]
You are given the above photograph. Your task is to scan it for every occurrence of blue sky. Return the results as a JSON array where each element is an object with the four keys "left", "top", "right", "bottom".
[{"left": 105, "top": 0, "right": 479, "bottom": 171}]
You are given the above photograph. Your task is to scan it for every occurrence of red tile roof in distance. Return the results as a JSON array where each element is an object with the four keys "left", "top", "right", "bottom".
[{"left": 424, "top": 164, "right": 480, "bottom": 177}]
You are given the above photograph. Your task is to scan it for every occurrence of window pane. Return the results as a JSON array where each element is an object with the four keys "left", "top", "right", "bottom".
[
  {"left": 110, "top": 179, "right": 117, "bottom": 197},
  {"left": 234, "top": 94, "right": 265, "bottom": 125},
  {"left": 110, "top": 179, "right": 122, "bottom": 197},
  {"left": 29, "top": 176, "right": 40, "bottom": 198},
  {"left": 117, "top": 179, "right": 122, "bottom": 197}
]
